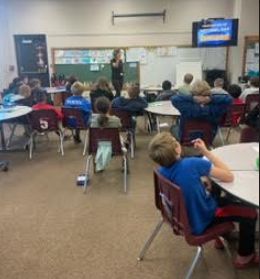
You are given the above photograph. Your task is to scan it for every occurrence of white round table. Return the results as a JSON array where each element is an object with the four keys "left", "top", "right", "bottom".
[
  {"left": 142, "top": 86, "right": 176, "bottom": 95},
  {"left": 145, "top": 101, "right": 180, "bottom": 133},
  {"left": 0, "top": 106, "right": 32, "bottom": 151},
  {"left": 145, "top": 101, "right": 180, "bottom": 117},
  {"left": 45, "top": 87, "right": 66, "bottom": 94},
  {"left": 212, "top": 143, "right": 259, "bottom": 208}
]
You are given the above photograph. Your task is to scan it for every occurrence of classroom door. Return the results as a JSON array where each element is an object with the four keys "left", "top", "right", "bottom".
[{"left": 14, "top": 34, "right": 50, "bottom": 87}]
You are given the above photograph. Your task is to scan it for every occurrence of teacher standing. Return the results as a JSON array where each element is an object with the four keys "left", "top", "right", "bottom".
[{"left": 111, "top": 49, "right": 124, "bottom": 97}]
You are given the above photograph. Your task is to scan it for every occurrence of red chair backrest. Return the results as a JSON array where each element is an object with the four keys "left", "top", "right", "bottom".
[
  {"left": 88, "top": 128, "right": 122, "bottom": 155},
  {"left": 110, "top": 109, "right": 133, "bottom": 130},
  {"left": 240, "top": 127, "right": 260, "bottom": 143},
  {"left": 61, "top": 92, "right": 73, "bottom": 106},
  {"left": 220, "top": 104, "right": 247, "bottom": 127},
  {"left": 154, "top": 170, "right": 192, "bottom": 240},
  {"left": 180, "top": 119, "right": 213, "bottom": 147},
  {"left": 246, "top": 93, "right": 259, "bottom": 112},
  {"left": 62, "top": 107, "right": 89, "bottom": 129},
  {"left": 29, "top": 109, "right": 59, "bottom": 132}
]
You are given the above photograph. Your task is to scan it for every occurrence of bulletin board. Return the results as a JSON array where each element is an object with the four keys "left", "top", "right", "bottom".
[
  {"left": 52, "top": 48, "right": 140, "bottom": 84},
  {"left": 243, "top": 36, "right": 259, "bottom": 76}
]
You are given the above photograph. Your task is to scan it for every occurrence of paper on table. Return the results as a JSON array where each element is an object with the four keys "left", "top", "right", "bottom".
[{"left": 253, "top": 146, "right": 259, "bottom": 153}]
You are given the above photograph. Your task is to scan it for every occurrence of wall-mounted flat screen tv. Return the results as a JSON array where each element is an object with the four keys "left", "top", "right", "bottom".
[{"left": 193, "top": 19, "right": 239, "bottom": 48}]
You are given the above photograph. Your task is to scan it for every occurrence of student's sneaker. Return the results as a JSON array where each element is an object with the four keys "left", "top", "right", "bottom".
[{"left": 234, "top": 253, "right": 259, "bottom": 269}]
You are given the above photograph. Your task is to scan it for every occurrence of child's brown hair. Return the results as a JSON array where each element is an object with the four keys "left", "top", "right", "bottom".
[
  {"left": 149, "top": 132, "right": 180, "bottom": 167},
  {"left": 128, "top": 83, "right": 140, "bottom": 99}
]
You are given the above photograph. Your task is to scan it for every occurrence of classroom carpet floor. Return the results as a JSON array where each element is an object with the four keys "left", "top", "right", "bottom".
[{"left": 0, "top": 123, "right": 258, "bottom": 279}]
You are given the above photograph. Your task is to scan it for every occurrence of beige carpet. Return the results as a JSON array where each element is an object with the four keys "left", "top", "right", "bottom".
[{"left": 0, "top": 125, "right": 258, "bottom": 279}]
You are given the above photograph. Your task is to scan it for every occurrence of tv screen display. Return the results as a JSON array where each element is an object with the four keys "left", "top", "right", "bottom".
[{"left": 193, "top": 19, "right": 239, "bottom": 48}]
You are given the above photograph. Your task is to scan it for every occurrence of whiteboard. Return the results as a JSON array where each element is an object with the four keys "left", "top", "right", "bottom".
[
  {"left": 140, "top": 47, "right": 227, "bottom": 87},
  {"left": 176, "top": 62, "right": 203, "bottom": 87}
]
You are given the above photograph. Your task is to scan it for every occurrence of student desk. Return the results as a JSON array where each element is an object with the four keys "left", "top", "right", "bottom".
[
  {"left": 0, "top": 106, "right": 32, "bottom": 151},
  {"left": 142, "top": 86, "right": 176, "bottom": 95},
  {"left": 212, "top": 143, "right": 259, "bottom": 208},
  {"left": 144, "top": 101, "right": 180, "bottom": 133}
]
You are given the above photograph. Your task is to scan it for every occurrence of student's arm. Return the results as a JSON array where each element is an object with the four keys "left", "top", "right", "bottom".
[
  {"left": 209, "top": 94, "right": 233, "bottom": 117},
  {"left": 193, "top": 139, "right": 234, "bottom": 183},
  {"left": 171, "top": 94, "right": 210, "bottom": 118}
]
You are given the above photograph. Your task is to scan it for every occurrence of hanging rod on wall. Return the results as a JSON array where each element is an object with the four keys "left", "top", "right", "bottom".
[{"left": 112, "top": 10, "right": 167, "bottom": 25}]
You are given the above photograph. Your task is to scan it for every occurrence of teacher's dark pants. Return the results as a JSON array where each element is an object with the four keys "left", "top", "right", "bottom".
[{"left": 112, "top": 79, "right": 124, "bottom": 98}]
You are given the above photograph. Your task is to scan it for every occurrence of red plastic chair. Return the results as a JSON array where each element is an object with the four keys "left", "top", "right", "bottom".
[
  {"left": 29, "top": 109, "right": 64, "bottom": 160},
  {"left": 240, "top": 127, "right": 260, "bottom": 143},
  {"left": 62, "top": 107, "right": 90, "bottom": 156},
  {"left": 138, "top": 170, "right": 235, "bottom": 279},
  {"left": 218, "top": 104, "right": 247, "bottom": 144},
  {"left": 83, "top": 128, "right": 129, "bottom": 194},
  {"left": 111, "top": 108, "right": 136, "bottom": 159},
  {"left": 246, "top": 93, "right": 259, "bottom": 113},
  {"left": 180, "top": 119, "right": 213, "bottom": 147}
]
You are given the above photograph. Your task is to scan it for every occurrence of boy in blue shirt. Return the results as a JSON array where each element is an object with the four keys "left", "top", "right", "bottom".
[
  {"left": 149, "top": 132, "right": 258, "bottom": 269},
  {"left": 172, "top": 81, "right": 232, "bottom": 142},
  {"left": 65, "top": 82, "right": 91, "bottom": 143}
]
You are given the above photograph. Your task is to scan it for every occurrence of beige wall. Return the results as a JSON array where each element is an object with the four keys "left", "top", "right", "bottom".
[{"left": 1, "top": 0, "right": 258, "bottom": 89}]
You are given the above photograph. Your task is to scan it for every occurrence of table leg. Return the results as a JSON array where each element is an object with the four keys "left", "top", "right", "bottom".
[{"left": 0, "top": 123, "right": 7, "bottom": 151}]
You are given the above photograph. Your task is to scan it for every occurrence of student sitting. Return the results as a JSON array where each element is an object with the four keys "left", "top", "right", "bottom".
[
  {"left": 17, "top": 84, "right": 35, "bottom": 107},
  {"left": 149, "top": 132, "right": 258, "bottom": 269},
  {"left": 29, "top": 79, "right": 42, "bottom": 102},
  {"left": 65, "top": 76, "right": 78, "bottom": 93},
  {"left": 65, "top": 82, "right": 92, "bottom": 143},
  {"left": 112, "top": 83, "right": 148, "bottom": 116},
  {"left": 228, "top": 84, "right": 243, "bottom": 104},
  {"left": 33, "top": 89, "right": 63, "bottom": 120},
  {"left": 90, "top": 77, "right": 114, "bottom": 103},
  {"left": 211, "top": 78, "right": 228, "bottom": 95},
  {"left": 156, "top": 80, "right": 175, "bottom": 101},
  {"left": 91, "top": 97, "right": 122, "bottom": 172},
  {"left": 240, "top": 76, "right": 260, "bottom": 103},
  {"left": 91, "top": 97, "right": 121, "bottom": 128},
  {"left": 171, "top": 80, "right": 232, "bottom": 141},
  {"left": 178, "top": 73, "right": 194, "bottom": 95}
]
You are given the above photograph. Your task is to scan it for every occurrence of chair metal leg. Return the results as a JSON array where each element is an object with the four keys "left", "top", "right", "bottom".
[
  {"left": 184, "top": 247, "right": 203, "bottom": 279},
  {"left": 130, "top": 132, "right": 135, "bottom": 159},
  {"left": 57, "top": 131, "right": 64, "bottom": 156},
  {"left": 218, "top": 128, "right": 225, "bottom": 146},
  {"left": 225, "top": 127, "right": 232, "bottom": 143},
  {"left": 123, "top": 155, "right": 128, "bottom": 194},
  {"left": 83, "top": 130, "right": 88, "bottom": 156},
  {"left": 138, "top": 219, "right": 164, "bottom": 261},
  {"left": 83, "top": 155, "right": 92, "bottom": 194},
  {"left": 156, "top": 117, "right": 161, "bottom": 133},
  {"left": 29, "top": 134, "right": 35, "bottom": 160}
]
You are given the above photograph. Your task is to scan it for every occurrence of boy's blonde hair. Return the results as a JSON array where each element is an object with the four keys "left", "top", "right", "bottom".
[
  {"left": 128, "top": 83, "right": 140, "bottom": 99},
  {"left": 191, "top": 81, "right": 211, "bottom": 97},
  {"left": 149, "top": 132, "right": 180, "bottom": 167},
  {"left": 71, "top": 82, "right": 85, "bottom": 96},
  {"left": 19, "top": 84, "right": 31, "bottom": 98}
]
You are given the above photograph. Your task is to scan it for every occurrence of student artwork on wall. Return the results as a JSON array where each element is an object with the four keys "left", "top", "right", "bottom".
[
  {"left": 54, "top": 49, "right": 126, "bottom": 65},
  {"left": 126, "top": 48, "right": 148, "bottom": 64},
  {"left": 157, "top": 47, "right": 177, "bottom": 57}
]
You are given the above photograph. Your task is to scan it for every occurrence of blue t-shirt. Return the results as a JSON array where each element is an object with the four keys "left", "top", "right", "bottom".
[
  {"left": 65, "top": 96, "right": 92, "bottom": 123},
  {"left": 159, "top": 157, "right": 217, "bottom": 235}
]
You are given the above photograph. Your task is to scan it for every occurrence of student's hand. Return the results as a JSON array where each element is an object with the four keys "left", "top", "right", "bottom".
[
  {"left": 192, "top": 139, "right": 209, "bottom": 155},
  {"left": 194, "top": 96, "right": 210, "bottom": 105}
]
